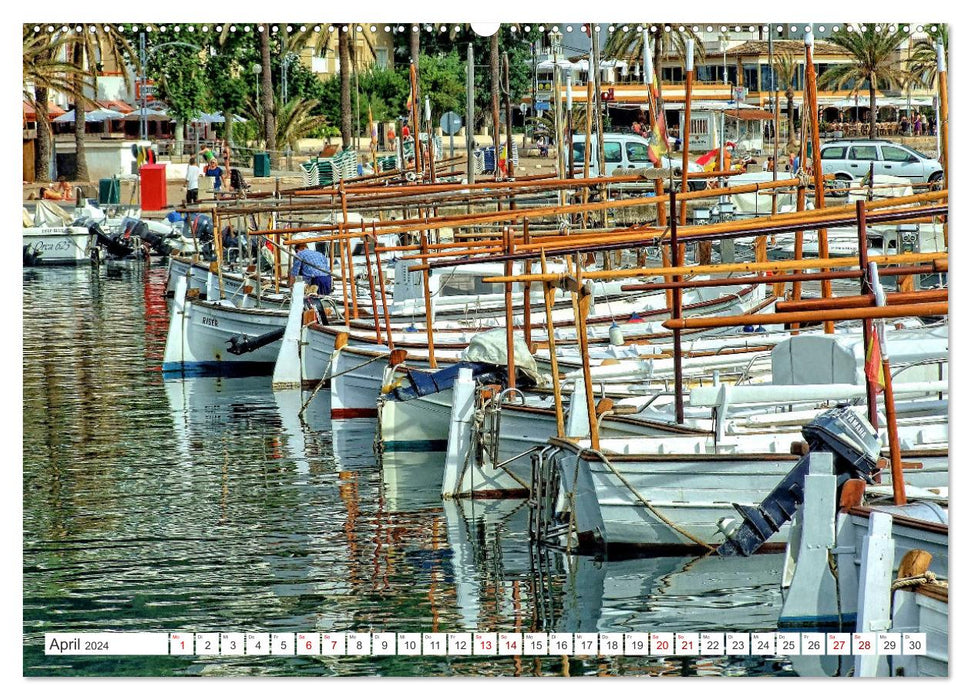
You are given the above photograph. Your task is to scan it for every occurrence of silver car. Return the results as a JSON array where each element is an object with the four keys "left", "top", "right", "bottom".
[{"left": 818, "top": 140, "right": 943, "bottom": 190}]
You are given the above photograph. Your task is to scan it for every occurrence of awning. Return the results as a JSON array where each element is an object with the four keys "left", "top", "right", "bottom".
[
  {"left": 98, "top": 99, "right": 134, "bottom": 114},
  {"left": 725, "top": 108, "right": 775, "bottom": 121},
  {"left": 124, "top": 107, "right": 169, "bottom": 120},
  {"left": 23, "top": 100, "right": 66, "bottom": 119},
  {"left": 53, "top": 108, "right": 126, "bottom": 123}
]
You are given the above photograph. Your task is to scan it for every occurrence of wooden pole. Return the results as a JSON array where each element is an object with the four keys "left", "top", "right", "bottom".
[
  {"left": 504, "top": 226, "right": 517, "bottom": 389},
  {"left": 420, "top": 232, "right": 437, "bottom": 368},
  {"left": 663, "top": 301, "right": 947, "bottom": 330},
  {"left": 491, "top": 32, "right": 501, "bottom": 182},
  {"left": 804, "top": 32, "right": 833, "bottom": 332},
  {"left": 680, "top": 39, "right": 695, "bottom": 225},
  {"left": 582, "top": 80, "right": 593, "bottom": 228},
  {"left": 937, "top": 41, "right": 949, "bottom": 247},
  {"left": 486, "top": 251, "right": 946, "bottom": 284},
  {"left": 504, "top": 53, "right": 515, "bottom": 179},
  {"left": 540, "top": 251, "right": 564, "bottom": 437},
  {"left": 339, "top": 182, "right": 358, "bottom": 319},
  {"left": 409, "top": 62, "right": 423, "bottom": 177},
  {"left": 362, "top": 230, "right": 382, "bottom": 345},
  {"left": 573, "top": 259, "right": 599, "bottom": 449},
  {"left": 670, "top": 190, "right": 685, "bottom": 424},
  {"left": 856, "top": 199, "right": 879, "bottom": 427},
  {"left": 522, "top": 219, "right": 532, "bottom": 350},
  {"left": 372, "top": 224, "right": 395, "bottom": 351}
]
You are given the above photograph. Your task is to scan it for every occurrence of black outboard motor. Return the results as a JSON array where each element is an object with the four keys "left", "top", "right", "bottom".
[
  {"left": 121, "top": 217, "right": 173, "bottom": 257},
  {"left": 185, "top": 214, "right": 216, "bottom": 260},
  {"left": 84, "top": 217, "right": 138, "bottom": 259},
  {"left": 717, "top": 407, "right": 882, "bottom": 556}
]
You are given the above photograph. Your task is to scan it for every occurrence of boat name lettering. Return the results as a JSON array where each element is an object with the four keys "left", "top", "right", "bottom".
[{"left": 202, "top": 316, "right": 219, "bottom": 327}]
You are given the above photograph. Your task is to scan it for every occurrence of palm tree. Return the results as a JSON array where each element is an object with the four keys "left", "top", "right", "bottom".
[
  {"left": 907, "top": 25, "right": 948, "bottom": 89},
  {"left": 245, "top": 95, "right": 329, "bottom": 151},
  {"left": 773, "top": 50, "right": 798, "bottom": 148},
  {"left": 23, "top": 28, "right": 92, "bottom": 181},
  {"left": 259, "top": 24, "right": 277, "bottom": 166},
  {"left": 819, "top": 24, "right": 910, "bottom": 140},
  {"left": 338, "top": 26, "right": 352, "bottom": 149},
  {"left": 410, "top": 24, "right": 421, "bottom": 67},
  {"left": 603, "top": 24, "right": 703, "bottom": 114},
  {"left": 65, "top": 24, "right": 136, "bottom": 181}
]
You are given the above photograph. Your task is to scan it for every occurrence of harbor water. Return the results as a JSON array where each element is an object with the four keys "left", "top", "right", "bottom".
[{"left": 23, "top": 264, "right": 794, "bottom": 677}]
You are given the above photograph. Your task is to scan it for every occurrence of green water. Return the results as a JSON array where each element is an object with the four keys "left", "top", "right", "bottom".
[{"left": 23, "top": 264, "right": 791, "bottom": 677}]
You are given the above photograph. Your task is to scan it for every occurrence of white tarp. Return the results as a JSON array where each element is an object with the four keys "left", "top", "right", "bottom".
[
  {"left": 772, "top": 326, "right": 948, "bottom": 386},
  {"left": 461, "top": 328, "right": 545, "bottom": 386}
]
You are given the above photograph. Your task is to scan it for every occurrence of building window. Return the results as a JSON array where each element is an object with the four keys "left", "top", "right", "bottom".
[
  {"left": 376, "top": 47, "right": 389, "bottom": 69},
  {"left": 743, "top": 65, "right": 759, "bottom": 90}
]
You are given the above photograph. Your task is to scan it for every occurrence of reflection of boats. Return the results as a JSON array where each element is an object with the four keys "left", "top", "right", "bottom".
[
  {"left": 330, "top": 418, "right": 379, "bottom": 471},
  {"left": 537, "top": 550, "right": 785, "bottom": 634},
  {"left": 380, "top": 450, "right": 447, "bottom": 512}
]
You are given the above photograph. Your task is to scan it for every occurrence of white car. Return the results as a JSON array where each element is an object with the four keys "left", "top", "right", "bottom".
[
  {"left": 819, "top": 139, "right": 943, "bottom": 190},
  {"left": 571, "top": 133, "right": 706, "bottom": 189}
]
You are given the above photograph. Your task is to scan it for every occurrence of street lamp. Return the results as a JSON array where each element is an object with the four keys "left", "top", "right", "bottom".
[{"left": 252, "top": 63, "right": 262, "bottom": 105}]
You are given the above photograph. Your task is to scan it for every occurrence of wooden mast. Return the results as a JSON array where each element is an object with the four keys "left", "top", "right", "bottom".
[{"left": 804, "top": 31, "right": 833, "bottom": 333}]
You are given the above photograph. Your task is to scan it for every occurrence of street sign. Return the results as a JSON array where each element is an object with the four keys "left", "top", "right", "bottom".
[
  {"left": 535, "top": 101, "right": 551, "bottom": 112},
  {"left": 440, "top": 111, "right": 463, "bottom": 136}
]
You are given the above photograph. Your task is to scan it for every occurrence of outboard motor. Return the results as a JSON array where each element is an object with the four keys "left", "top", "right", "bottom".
[
  {"left": 122, "top": 216, "right": 173, "bottom": 256},
  {"left": 84, "top": 217, "right": 138, "bottom": 259},
  {"left": 185, "top": 214, "right": 216, "bottom": 260},
  {"left": 717, "top": 407, "right": 882, "bottom": 556}
]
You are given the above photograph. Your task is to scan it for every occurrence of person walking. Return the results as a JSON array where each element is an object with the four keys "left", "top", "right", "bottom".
[
  {"left": 288, "top": 241, "right": 332, "bottom": 294},
  {"left": 185, "top": 157, "right": 201, "bottom": 205},
  {"left": 205, "top": 158, "right": 224, "bottom": 195}
]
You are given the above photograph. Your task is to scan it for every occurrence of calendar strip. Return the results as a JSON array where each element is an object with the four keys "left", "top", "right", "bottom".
[{"left": 43, "top": 632, "right": 927, "bottom": 657}]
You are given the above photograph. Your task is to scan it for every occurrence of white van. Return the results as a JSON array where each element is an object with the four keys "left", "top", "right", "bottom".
[{"left": 571, "top": 133, "right": 706, "bottom": 189}]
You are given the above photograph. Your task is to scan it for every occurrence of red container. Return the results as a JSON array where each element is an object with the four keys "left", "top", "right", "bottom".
[{"left": 139, "top": 163, "right": 167, "bottom": 212}]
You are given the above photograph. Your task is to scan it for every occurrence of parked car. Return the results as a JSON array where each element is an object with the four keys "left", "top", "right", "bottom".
[
  {"left": 818, "top": 139, "right": 943, "bottom": 192},
  {"left": 570, "top": 133, "right": 706, "bottom": 190}
]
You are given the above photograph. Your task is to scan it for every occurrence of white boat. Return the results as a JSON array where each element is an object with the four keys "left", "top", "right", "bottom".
[
  {"left": 778, "top": 450, "right": 947, "bottom": 677},
  {"left": 23, "top": 224, "right": 96, "bottom": 265},
  {"left": 163, "top": 275, "right": 295, "bottom": 377}
]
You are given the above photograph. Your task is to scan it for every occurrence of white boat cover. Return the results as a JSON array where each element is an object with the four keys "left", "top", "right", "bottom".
[
  {"left": 771, "top": 326, "right": 948, "bottom": 385},
  {"left": 461, "top": 328, "right": 544, "bottom": 385}
]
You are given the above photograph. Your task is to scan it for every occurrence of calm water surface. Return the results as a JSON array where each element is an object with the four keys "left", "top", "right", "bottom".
[{"left": 23, "top": 263, "right": 793, "bottom": 677}]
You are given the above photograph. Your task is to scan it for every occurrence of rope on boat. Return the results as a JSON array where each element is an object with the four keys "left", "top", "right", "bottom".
[
  {"left": 587, "top": 448, "right": 717, "bottom": 553},
  {"left": 891, "top": 570, "right": 947, "bottom": 591},
  {"left": 297, "top": 353, "right": 387, "bottom": 418}
]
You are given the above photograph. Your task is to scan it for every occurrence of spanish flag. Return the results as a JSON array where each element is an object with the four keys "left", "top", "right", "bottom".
[{"left": 864, "top": 324, "right": 885, "bottom": 393}]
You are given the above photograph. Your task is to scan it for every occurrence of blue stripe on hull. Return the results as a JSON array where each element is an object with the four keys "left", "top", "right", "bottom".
[
  {"left": 162, "top": 361, "right": 276, "bottom": 378},
  {"left": 381, "top": 439, "right": 450, "bottom": 453}
]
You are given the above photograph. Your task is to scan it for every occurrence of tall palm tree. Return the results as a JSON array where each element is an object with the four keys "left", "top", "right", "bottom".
[
  {"left": 410, "top": 24, "right": 421, "bottom": 67},
  {"left": 259, "top": 24, "right": 277, "bottom": 166},
  {"left": 65, "top": 24, "right": 136, "bottom": 181},
  {"left": 23, "top": 28, "right": 91, "bottom": 181},
  {"left": 907, "top": 25, "right": 948, "bottom": 89},
  {"left": 603, "top": 24, "right": 703, "bottom": 114},
  {"left": 819, "top": 24, "right": 910, "bottom": 140},
  {"left": 773, "top": 50, "right": 798, "bottom": 148},
  {"left": 336, "top": 26, "right": 352, "bottom": 149}
]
